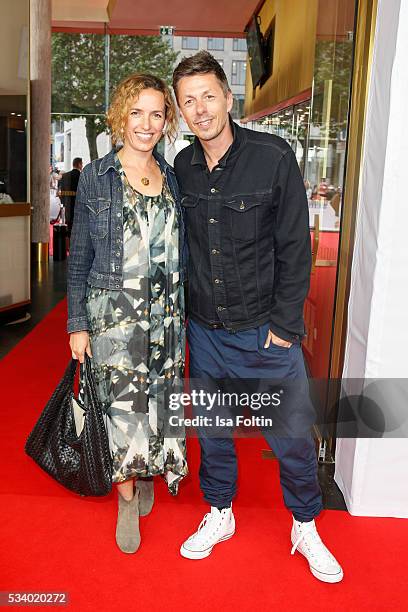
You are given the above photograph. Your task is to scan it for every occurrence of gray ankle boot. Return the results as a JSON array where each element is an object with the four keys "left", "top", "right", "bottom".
[
  {"left": 136, "top": 479, "right": 154, "bottom": 516},
  {"left": 116, "top": 488, "right": 141, "bottom": 553}
]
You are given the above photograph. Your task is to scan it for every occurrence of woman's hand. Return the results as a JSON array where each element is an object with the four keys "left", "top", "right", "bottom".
[{"left": 70, "top": 331, "right": 92, "bottom": 363}]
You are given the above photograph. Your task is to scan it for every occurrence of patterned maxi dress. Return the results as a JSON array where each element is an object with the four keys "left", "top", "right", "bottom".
[{"left": 85, "top": 154, "right": 187, "bottom": 494}]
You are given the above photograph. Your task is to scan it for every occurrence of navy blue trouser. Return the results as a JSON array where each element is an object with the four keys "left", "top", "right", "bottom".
[{"left": 187, "top": 319, "right": 323, "bottom": 522}]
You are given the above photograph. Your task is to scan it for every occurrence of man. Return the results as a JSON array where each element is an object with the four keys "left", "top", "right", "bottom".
[
  {"left": 172, "top": 51, "right": 343, "bottom": 583},
  {"left": 59, "top": 157, "right": 83, "bottom": 236}
]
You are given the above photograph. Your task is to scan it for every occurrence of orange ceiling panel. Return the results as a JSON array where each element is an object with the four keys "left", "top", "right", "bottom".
[{"left": 52, "top": 0, "right": 262, "bottom": 36}]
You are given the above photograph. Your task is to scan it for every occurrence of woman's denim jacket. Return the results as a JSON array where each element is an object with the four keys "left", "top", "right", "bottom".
[{"left": 67, "top": 148, "right": 184, "bottom": 334}]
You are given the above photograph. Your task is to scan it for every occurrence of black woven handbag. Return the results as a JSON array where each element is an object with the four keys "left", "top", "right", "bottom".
[{"left": 25, "top": 356, "right": 112, "bottom": 496}]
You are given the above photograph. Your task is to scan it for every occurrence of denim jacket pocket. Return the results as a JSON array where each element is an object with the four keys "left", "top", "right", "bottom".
[
  {"left": 86, "top": 197, "right": 111, "bottom": 239},
  {"left": 223, "top": 195, "right": 263, "bottom": 242}
]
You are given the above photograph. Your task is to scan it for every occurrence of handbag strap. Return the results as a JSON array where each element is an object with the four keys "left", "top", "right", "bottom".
[
  {"left": 79, "top": 355, "right": 103, "bottom": 414},
  {"left": 66, "top": 357, "right": 79, "bottom": 384}
]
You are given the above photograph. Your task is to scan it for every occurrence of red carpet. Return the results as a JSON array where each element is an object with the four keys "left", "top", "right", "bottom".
[{"left": 1, "top": 299, "right": 408, "bottom": 611}]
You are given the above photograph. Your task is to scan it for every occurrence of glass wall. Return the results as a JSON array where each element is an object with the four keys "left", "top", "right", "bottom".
[
  {"left": 0, "top": 0, "right": 30, "bottom": 314},
  {"left": 51, "top": 33, "right": 248, "bottom": 172},
  {"left": 250, "top": 102, "right": 310, "bottom": 170},
  {"left": 50, "top": 32, "right": 179, "bottom": 172},
  {"left": 307, "top": 20, "right": 354, "bottom": 233},
  {"left": 247, "top": 100, "right": 311, "bottom": 213},
  {"left": 0, "top": 0, "right": 28, "bottom": 204},
  {"left": 245, "top": 0, "right": 356, "bottom": 386},
  {"left": 0, "top": 97, "right": 27, "bottom": 203},
  {"left": 246, "top": 2, "right": 354, "bottom": 234}
]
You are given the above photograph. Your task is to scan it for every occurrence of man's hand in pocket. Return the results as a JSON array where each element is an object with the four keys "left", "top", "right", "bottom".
[{"left": 264, "top": 330, "right": 292, "bottom": 349}]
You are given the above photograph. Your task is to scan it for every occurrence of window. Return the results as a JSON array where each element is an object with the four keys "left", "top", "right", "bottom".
[
  {"left": 207, "top": 38, "right": 224, "bottom": 51},
  {"left": 231, "top": 95, "right": 245, "bottom": 120},
  {"left": 231, "top": 60, "right": 247, "bottom": 85},
  {"left": 182, "top": 37, "right": 199, "bottom": 50},
  {"left": 233, "top": 38, "right": 247, "bottom": 52}
]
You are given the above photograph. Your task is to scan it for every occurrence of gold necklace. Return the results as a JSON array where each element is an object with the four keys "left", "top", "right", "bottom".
[{"left": 140, "top": 161, "right": 156, "bottom": 186}]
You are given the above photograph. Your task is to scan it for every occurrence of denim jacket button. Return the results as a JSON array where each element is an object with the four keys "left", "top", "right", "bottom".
[
  {"left": 117, "top": 212, "right": 121, "bottom": 218},
  {"left": 116, "top": 251, "right": 120, "bottom": 257}
]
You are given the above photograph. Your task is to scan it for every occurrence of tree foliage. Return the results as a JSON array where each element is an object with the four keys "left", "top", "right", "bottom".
[{"left": 51, "top": 33, "right": 179, "bottom": 159}]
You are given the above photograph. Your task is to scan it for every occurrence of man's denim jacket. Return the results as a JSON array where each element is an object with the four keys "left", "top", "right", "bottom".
[{"left": 67, "top": 148, "right": 183, "bottom": 334}]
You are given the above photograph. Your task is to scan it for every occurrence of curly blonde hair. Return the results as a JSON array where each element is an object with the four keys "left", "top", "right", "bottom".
[{"left": 107, "top": 73, "right": 178, "bottom": 145}]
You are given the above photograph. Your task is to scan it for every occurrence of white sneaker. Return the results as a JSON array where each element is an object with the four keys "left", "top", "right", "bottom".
[
  {"left": 180, "top": 506, "right": 235, "bottom": 560},
  {"left": 291, "top": 517, "right": 343, "bottom": 583}
]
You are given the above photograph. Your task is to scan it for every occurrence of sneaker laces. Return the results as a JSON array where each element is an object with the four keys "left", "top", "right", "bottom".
[
  {"left": 290, "top": 521, "right": 333, "bottom": 560},
  {"left": 188, "top": 510, "right": 223, "bottom": 545}
]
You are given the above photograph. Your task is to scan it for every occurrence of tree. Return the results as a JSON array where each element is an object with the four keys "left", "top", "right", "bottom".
[{"left": 51, "top": 34, "right": 179, "bottom": 160}]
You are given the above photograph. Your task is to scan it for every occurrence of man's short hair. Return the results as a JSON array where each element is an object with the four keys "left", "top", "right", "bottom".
[
  {"left": 172, "top": 51, "right": 231, "bottom": 100},
  {"left": 72, "top": 157, "right": 82, "bottom": 168}
]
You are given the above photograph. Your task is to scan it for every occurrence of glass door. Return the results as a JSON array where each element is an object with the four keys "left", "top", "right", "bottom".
[{"left": 247, "top": 0, "right": 358, "bottom": 460}]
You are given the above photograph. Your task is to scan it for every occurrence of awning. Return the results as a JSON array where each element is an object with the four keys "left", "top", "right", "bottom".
[{"left": 52, "top": 0, "right": 261, "bottom": 36}]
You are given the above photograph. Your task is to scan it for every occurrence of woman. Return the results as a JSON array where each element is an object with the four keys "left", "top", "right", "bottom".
[{"left": 67, "top": 74, "right": 187, "bottom": 554}]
